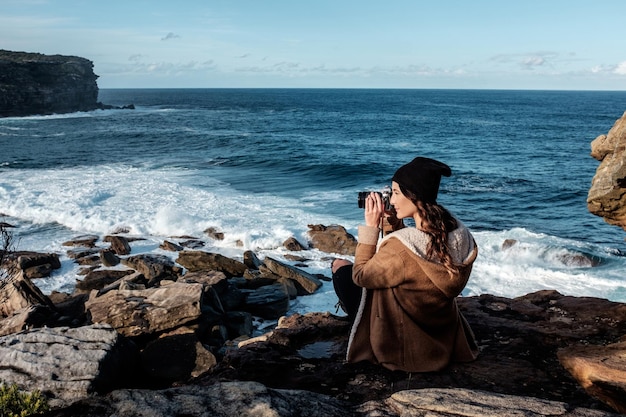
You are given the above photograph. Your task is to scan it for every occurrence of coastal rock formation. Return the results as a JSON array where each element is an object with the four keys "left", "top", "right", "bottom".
[
  {"left": 1, "top": 226, "right": 626, "bottom": 415},
  {"left": 0, "top": 50, "right": 133, "bottom": 117},
  {"left": 0, "top": 324, "right": 137, "bottom": 408},
  {"left": 0, "top": 50, "right": 99, "bottom": 117},
  {"left": 43, "top": 383, "right": 618, "bottom": 417},
  {"left": 587, "top": 110, "right": 626, "bottom": 230}
]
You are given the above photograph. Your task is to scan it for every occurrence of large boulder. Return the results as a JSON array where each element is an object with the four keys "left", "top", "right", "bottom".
[
  {"left": 558, "top": 341, "right": 626, "bottom": 414},
  {"left": 85, "top": 282, "right": 204, "bottom": 337},
  {"left": 176, "top": 250, "right": 247, "bottom": 278},
  {"left": 587, "top": 110, "right": 626, "bottom": 230},
  {"left": 307, "top": 224, "right": 357, "bottom": 255},
  {"left": 121, "top": 253, "right": 180, "bottom": 286},
  {"left": 0, "top": 271, "right": 52, "bottom": 318},
  {"left": 262, "top": 256, "right": 322, "bottom": 295},
  {"left": 0, "top": 324, "right": 138, "bottom": 408}
]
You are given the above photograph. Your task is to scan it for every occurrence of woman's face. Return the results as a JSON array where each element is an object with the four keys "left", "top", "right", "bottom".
[{"left": 390, "top": 181, "right": 417, "bottom": 219}]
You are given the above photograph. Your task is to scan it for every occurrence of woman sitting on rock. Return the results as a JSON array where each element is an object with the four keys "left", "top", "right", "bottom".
[{"left": 332, "top": 156, "right": 479, "bottom": 372}]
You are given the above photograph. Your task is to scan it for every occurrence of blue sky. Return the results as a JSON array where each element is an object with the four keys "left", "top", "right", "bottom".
[{"left": 2, "top": 0, "right": 626, "bottom": 90}]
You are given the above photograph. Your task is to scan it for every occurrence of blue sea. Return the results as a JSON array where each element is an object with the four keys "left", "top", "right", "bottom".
[{"left": 1, "top": 89, "right": 626, "bottom": 313}]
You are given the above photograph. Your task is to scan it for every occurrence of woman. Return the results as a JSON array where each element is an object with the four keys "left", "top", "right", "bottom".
[{"left": 332, "top": 156, "right": 478, "bottom": 372}]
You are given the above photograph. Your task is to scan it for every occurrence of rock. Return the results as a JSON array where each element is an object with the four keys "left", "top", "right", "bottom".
[
  {"left": 588, "top": 111, "right": 626, "bottom": 231},
  {"left": 358, "top": 388, "right": 618, "bottom": 417},
  {"left": 558, "top": 341, "right": 626, "bottom": 414},
  {"left": 262, "top": 256, "right": 322, "bottom": 295},
  {"left": 243, "top": 249, "right": 263, "bottom": 269},
  {"left": 44, "top": 381, "right": 352, "bottom": 417},
  {"left": 99, "top": 248, "right": 120, "bottom": 266},
  {"left": 140, "top": 329, "right": 217, "bottom": 384},
  {"left": 85, "top": 282, "right": 204, "bottom": 337},
  {"left": 0, "top": 50, "right": 131, "bottom": 117},
  {"left": 502, "top": 238, "right": 518, "bottom": 249},
  {"left": 176, "top": 250, "right": 247, "bottom": 278},
  {"left": 104, "top": 235, "right": 131, "bottom": 255},
  {"left": 202, "top": 292, "right": 626, "bottom": 413},
  {"left": 307, "top": 224, "right": 357, "bottom": 255},
  {"left": 74, "top": 269, "right": 134, "bottom": 293},
  {"left": 4, "top": 287, "right": 626, "bottom": 416},
  {"left": 240, "top": 282, "right": 290, "bottom": 319},
  {"left": 0, "top": 304, "right": 55, "bottom": 337},
  {"left": 66, "top": 247, "right": 100, "bottom": 260},
  {"left": 12, "top": 252, "right": 61, "bottom": 272},
  {"left": 204, "top": 227, "right": 225, "bottom": 240},
  {"left": 0, "top": 324, "right": 139, "bottom": 408},
  {"left": 180, "top": 239, "right": 205, "bottom": 249},
  {"left": 62, "top": 235, "right": 99, "bottom": 248},
  {"left": 284, "top": 236, "right": 306, "bottom": 251},
  {"left": 121, "top": 253, "right": 180, "bottom": 285},
  {"left": 0, "top": 271, "right": 52, "bottom": 318},
  {"left": 0, "top": 50, "right": 97, "bottom": 117},
  {"left": 160, "top": 240, "right": 183, "bottom": 251}
]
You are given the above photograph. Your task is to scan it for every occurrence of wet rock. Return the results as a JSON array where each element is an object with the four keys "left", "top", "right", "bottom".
[
  {"left": 262, "top": 256, "right": 322, "bottom": 295},
  {"left": 62, "top": 234, "right": 99, "bottom": 248},
  {"left": 502, "top": 238, "right": 518, "bottom": 249},
  {"left": 99, "top": 248, "right": 120, "bottom": 266},
  {"left": 240, "top": 282, "right": 290, "bottom": 319},
  {"left": 75, "top": 269, "right": 133, "bottom": 293},
  {"left": 122, "top": 253, "right": 180, "bottom": 285},
  {"left": 160, "top": 240, "right": 183, "bottom": 251},
  {"left": 104, "top": 235, "right": 131, "bottom": 255},
  {"left": 176, "top": 250, "right": 247, "bottom": 278},
  {"left": 13, "top": 251, "right": 61, "bottom": 279},
  {"left": 204, "top": 227, "right": 224, "bottom": 240},
  {"left": 243, "top": 249, "right": 263, "bottom": 269},
  {"left": 284, "top": 236, "right": 306, "bottom": 251},
  {"left": 307, "top": 224, "right": 357, "bottom": 255}
]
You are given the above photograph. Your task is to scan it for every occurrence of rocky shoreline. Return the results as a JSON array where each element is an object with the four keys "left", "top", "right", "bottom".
[{"left": 0, "top": 222, "right": 625, "bottom": 416}]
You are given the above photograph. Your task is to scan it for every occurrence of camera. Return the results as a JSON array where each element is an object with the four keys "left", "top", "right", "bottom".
[{"left": 358, "top": 186, "right": 392, "bottom": 210}]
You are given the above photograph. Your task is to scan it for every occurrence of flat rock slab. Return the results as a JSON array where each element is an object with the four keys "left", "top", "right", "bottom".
[{"left": 0, "top": 324, "right": 136, "bottom": 407}]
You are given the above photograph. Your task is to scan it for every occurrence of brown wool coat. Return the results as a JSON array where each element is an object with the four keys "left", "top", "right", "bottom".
[{"left": 347, "top": 224, "right": 479, "bottom": 372}]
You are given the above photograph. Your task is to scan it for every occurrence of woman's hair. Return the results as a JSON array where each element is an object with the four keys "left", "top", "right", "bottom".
[{"left": 399, "top": 183, "right": 459, "bottom": 275}]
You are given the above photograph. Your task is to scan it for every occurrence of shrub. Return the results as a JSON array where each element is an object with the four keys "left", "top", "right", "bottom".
[{"left": 0, "top": 383, "right": 50, "bottom": 417}]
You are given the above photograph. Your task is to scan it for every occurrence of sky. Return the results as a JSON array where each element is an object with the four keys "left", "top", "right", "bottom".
[{"left": 1, "top": 0, "right": 626, "bottom": 90}]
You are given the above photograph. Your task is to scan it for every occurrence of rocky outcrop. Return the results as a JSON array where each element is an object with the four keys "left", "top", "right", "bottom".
[
  {"left": 1, "top": 226, "right": 626, "bottom": 415},
  {"left": 587, "top": 110, "right": 626, "bottom": 230},
  {"left": 43, "top": 383, "right": 618, "bottom": 417},
  {"left": 0, "top": 324, "right": 137, "bottom": 408},
  {"left": 0, "top": 50, "right": 99, "bottom": 117},
  {"left": 0, "top": 50, "right": 133, "bottom": 117}
]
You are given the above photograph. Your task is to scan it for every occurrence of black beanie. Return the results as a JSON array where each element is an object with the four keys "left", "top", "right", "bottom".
[{"left": 391, "top": 157, "right": 451, "bottom": 204}]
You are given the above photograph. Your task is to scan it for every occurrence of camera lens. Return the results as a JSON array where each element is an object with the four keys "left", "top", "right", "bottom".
[{"left": 357, "top": 192, "right": 368, "bottom": 208}]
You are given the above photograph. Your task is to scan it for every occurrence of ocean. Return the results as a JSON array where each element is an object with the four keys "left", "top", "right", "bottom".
[{"left": 1, "top": 88, "right": 626, "bottom": 315}]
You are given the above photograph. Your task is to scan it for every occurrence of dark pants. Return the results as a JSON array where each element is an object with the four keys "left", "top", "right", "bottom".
[{"left": 332, "top": 265, "right": 361, "bottom": 322}]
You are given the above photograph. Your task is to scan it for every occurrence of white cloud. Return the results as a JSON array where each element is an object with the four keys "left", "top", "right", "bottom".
[
  {"left": 521, "top": 56, "right": 545, "bottom": 68},
  {"left": 614, "top": 62, "right": 626, "bottom": 75}
]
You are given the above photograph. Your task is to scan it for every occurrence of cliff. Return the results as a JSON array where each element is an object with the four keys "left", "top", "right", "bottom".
[
  {"left": 0, "top": 50, "right": 100, "bottom": 117},
  {"left": 588, "top": 110, "right": 626, "bottom": 230}
]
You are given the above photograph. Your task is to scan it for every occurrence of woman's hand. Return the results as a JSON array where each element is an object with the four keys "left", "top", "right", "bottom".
[{"left": 364, "top": 192, "right": 385, "bottom": 228}]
